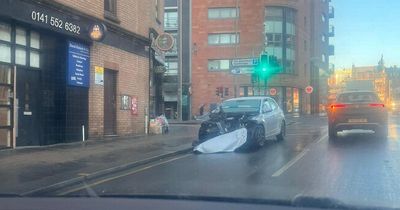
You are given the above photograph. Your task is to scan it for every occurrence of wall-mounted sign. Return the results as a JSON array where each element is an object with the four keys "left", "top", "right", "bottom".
[
  {"left": 121, "top": 95, "right": 132, "bottom": 110},
  {"left": 155, "top": 33, "right": 175, "bottom": 51},
  {"left": 67, "top": 41, "right": 90, "bottom": 87},
  {"left": 89, "top": 23, "right": 107, "bottom": 42},
  {"left": 232, "top": 58, "right": 259, "bottom": 67},
  {"left": 305, "top": 86, "right": 314, "bottom": 94},
  {"left": 269, "top": 88, "right": 277, "bottom": 96},
  {"left": 95, "top": 66, "right": 104, "bottom": 85},
  {"left": 131, "top": 97, "right": 138, "bottom": 115}
]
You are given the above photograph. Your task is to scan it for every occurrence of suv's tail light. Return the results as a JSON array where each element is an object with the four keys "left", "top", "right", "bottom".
[
  {"left": 330, "top": 104, "right": 346, "bottom": 109},
  {"left": 369, "top": 103, "right": 385, "bottom": 108}
]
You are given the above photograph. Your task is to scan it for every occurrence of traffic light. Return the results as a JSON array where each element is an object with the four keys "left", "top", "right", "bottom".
[
  {"left": 260, "top": 54, "right": 269, "bottom": 73},
  {"left": 224, "top": 88, "right": 229, "bottom": 96},
  {"left": 255, "top": 53, "right": 283, "bottom": 79},
  {"left": 215, "top": 87, "right": 220, "bottom": 96}
]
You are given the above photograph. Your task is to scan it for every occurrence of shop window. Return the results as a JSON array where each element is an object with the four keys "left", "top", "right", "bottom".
[
  {"left": 0, "top": 43, "right": 11, "bottom": 63},
  {"left": 0, "top": 65, "right": 11, "bottom": 84},
  {"left": 30, "top": 32, "right": 40, "bottom": 49},
  {"left": 239, "top": 87, "right": 245, "bottom": 97},
  {"left": 30, "top": 51, "right": 40, "bottom": 68},
  {"left": 16, "top": 28, "right": 26, "bottom": 46},
  {"left": 15, "top": 47, "right": 26, "bottom": 66},
  {"left": 0, "top": 86, "right": 10, "bottom": 105},
  {"left": 0, "top": 23, "right": 11, "bottom": 42}
]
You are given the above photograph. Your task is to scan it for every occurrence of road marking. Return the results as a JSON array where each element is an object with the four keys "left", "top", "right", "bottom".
[
  {"left": 58, "top": 154, "right": 191, "bottom": 196},
  {"left": 271, "top": 148, "right": 309, "bottom": 177},
  {"left": 271, "top": 130, "right": 328, "bottom": 177},
  {"left": 316, "top": 133, "right": 328, "bottom": 144}
]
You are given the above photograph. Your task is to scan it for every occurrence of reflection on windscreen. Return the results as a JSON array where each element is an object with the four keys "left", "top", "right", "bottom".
[
  {"left": 338, "top": 92, "right": 379, "bottom": 103},
  {"left": 222, "top": 99, "right": 260, "bottom": 113}
]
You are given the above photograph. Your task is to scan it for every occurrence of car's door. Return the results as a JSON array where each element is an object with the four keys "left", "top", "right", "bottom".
[
  {"left": 261, "top": 100, "right": 274, "bottom": 138},
  {"left": 268, "top": 98, "right": 281, "bottom": 135}
]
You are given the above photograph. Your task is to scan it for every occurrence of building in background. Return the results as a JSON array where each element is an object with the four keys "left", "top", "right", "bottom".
[
  {"left": 163, "top": 0, "right": 192, "bottom": 120},
  {"left": 328, "top": 57, "right": 391, "bottom": 106},
  {"left": 0, "top": 0, "right": 163, "bottom": 148},
  {"left": 191, "top": 0, "right": 333, "bottom": 116}
]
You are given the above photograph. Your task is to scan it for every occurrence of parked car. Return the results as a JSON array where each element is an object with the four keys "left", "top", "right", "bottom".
[
  {"left": 195, "top": 97, "right": 286, "bottom": 149},
  {"left": 328, "top": 91, "right": 388, "bottom": 139}
]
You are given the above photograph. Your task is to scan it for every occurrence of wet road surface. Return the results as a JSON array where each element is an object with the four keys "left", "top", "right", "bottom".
[{"left": 53, "top": 115, "right": 400, "bottom": 209}]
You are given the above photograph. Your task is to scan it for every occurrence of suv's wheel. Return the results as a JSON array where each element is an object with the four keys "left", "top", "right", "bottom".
[
  {"left": 328, "top": 123, "right": 337, "bottom": 139},
  {"left": 276, "top": 121, "right": 286, "bottom": 141},
  {"left": 253, "top": 125, "right": 266, "bottom": 148},
  {"left": 376, "top": 124, "right": 388, "bottom": 139}
]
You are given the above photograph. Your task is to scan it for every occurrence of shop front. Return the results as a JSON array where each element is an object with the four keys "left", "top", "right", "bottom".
[
  {"left": 0, "top": 0, "right": 101, "bottom": 147},
  {"left": 239, "top": 86, "right": 302, "bottom": 114}
]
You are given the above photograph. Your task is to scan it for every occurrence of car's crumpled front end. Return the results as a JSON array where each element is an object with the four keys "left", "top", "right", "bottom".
[{"left": 195, "top": 109, "right": 259, "bottom": 147}]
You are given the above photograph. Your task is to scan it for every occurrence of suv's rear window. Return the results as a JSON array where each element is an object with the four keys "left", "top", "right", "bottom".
[
  {"left": 337, "top": 92, "right": 379, "bottom": 103},
  {"left": 221, "top": 99, "right": 261, "bottom": 113}
]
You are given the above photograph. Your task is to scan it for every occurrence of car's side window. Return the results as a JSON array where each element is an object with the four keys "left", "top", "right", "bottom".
[
  {"left": 268, "top": 99, "right": 277, "bottom": 110},
  {"left": 263, "top": 100, "right": 272, "bottom": 113}
]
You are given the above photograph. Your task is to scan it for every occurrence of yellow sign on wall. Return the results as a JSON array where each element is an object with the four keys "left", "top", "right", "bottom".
[{"left": 95, "top": 66, "right": 104, "bottom": 85}]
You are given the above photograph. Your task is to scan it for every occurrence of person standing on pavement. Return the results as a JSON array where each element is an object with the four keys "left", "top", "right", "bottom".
[{"left": 199, "top": 104, "right": 205, "bottom": 116}]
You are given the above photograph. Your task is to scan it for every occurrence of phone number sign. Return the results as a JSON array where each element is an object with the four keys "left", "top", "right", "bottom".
[{"left": 67, "top": 41, "right": 90, "bottom": 88}]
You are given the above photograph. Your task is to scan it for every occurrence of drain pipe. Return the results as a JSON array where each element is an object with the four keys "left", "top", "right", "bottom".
[{"left": 82, "top": 125, "right": 85, "bottom": 142}]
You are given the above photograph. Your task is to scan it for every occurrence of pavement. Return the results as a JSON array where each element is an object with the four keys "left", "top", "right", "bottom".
[
  {"left": 39, "top": 114, "right": 400, "bottom": 209},
  {"left": 0, "top": 124, "right": 199, "bottom": 195}
]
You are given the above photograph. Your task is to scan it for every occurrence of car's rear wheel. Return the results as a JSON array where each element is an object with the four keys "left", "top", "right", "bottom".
[
  {"left": 276, "top": 121, "right": 286, "bottom": 141},
  {"left": 328, "top": 123, "right": 337, "bottom": 139}
]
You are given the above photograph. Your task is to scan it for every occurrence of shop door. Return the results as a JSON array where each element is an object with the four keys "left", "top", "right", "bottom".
[
  {"left": 104, "top": 70, "right": 117, "bottom": 135},
  {"left": 16, "top": 68, "right": 41, "bottom": 146}
]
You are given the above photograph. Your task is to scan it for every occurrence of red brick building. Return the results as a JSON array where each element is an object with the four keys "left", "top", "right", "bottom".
[
  {"left": 191, "top": 0, "right": 334, "bottom": 116},
  {"left": 0, "top": 0, "right": 164, "bottom": 148}
]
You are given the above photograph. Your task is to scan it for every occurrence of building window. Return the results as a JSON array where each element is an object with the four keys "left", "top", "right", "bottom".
[
  {"left": 166, "top": 33, "right": 178, "bottom": 55},
  {"left": 165, "top": 61, "right": 178, "bottom": 75},
  {"left": 0, "top": 22, "right": 41, "bottom": 68},
  {"left": 0, "top": 43, "right": 11, "bottom": 63},
  {"left": 208, "top": 59, "right": 230, "bottom": 71},
  {"left": 104, "top": 0, "right": 118, "bottom": 21},
  {"left": 208, "top": 8, "right": 239, "bottom": 19},
  {"left": 164, "top": 10, "right": 178, "bottom": 29},
  {"left": 322, "top": 34, "right": 326, "bottom": 42},
  {"left": 0, "top": 22, "right": 11, "bottom": 63},
  {"left": 266, "top": 34, "right": 282, "bottom": 47},
  {"left": 208, "top": 33, "right": 239, "bottom": 45},
  {"left": 265, "top": 7, "right": 296, "bottom": 74},
  {"left": 322, "top": 54, "right": 326, "bottom": 63},
  {"left": 321, "top": 13, "right": 326, "bottom": 22},
  {"left": 304, "top": 40, "right": 307, "bottom": 51}
]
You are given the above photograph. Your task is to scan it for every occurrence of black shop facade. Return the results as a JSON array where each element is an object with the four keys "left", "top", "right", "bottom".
[{"left": 0, "top": 0, "right": 107, "bottom": 148}]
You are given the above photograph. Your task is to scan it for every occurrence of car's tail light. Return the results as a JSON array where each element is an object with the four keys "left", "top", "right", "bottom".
[
  {"left": 369, "top": 103, "right": 385, "bottom": 108},
  {"left": 330, "top": 104, "right": 346, "bottom": 109}
]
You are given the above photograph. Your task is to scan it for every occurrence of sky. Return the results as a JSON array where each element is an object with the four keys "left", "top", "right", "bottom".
[{"left": 332, "top": 0, "right": 400, "bottom": 69}]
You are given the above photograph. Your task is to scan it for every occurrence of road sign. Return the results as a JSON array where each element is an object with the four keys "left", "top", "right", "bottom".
[
  {"left": 305, "top": 86, "right": 314, "bottom": 94},
  {"left": 269, "top": 88, "right": 277, "bottom": 96},
  {"left": 232, "top": 58, "right": 259, "bottom": 67},
  {"left": 231, "top": 68, "right": 241, "bottom": 74}
]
